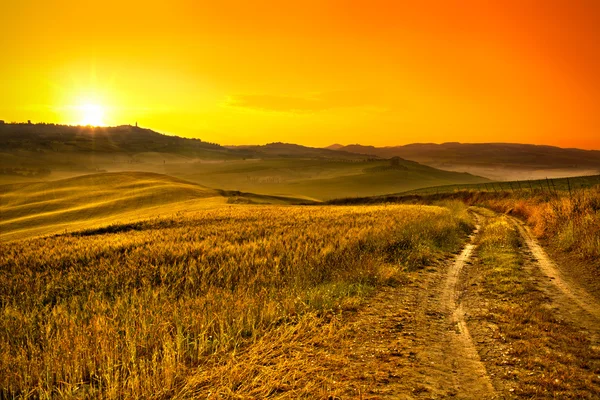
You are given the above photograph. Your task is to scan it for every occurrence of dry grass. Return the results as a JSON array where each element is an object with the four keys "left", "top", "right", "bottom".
[
  {"left": 332, "top": 185, "right": 600, "bottom": 264},
  {"left": 464, "top": 213, "right": 600, "bottom": 398},
  {"left": 474, "top": 187, "right": 600, "bottom": 261},
  {"left": 175, "top": 313, "right": 347, "bottom": 399},
  {"left": 0, "top": 203, "right": 472, "bottom": 398}
]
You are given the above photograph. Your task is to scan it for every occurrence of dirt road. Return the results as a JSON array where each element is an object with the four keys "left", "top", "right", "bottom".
[
  {"left": 441, "top": 220, "right": 495, "bottom": 397},
  {"left": 510, "top": 216, "right": 600, "bottom": 332},
  {"left": 317, "top": 216, "right": 497, "bottom": 398},
  {"left": 316, "top": 210, "right": 600, "bottom": 398}
]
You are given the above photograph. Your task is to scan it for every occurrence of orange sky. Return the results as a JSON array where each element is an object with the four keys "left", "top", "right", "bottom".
[{"left": 1, "top": 0, "right": 599, "bottom": 149}]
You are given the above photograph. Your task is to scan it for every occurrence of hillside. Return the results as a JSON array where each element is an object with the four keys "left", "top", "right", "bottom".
[
  {"left": 0, "top": 123, "right": 491, "bottom": 199},
  {"left": 0, "top": 123, "right": 228, "bottom": 155},
  {"left": 5, "top": 192, "right": 600, "bottom": 398},
  {"left": 0, "top": 124, "right": 374, "bottom": 186},
  {"left": 0, "top": 123, "right": 245, "bottom": 181},
  {"left": 329, "top": 143, "right": 600, "bottom": 180},
  {"left": 0, "top": 124, "right": 368, "bottom": 181},
  {"left": 167, "top": 157, "right": 489, "bottom": 200},
  {"left": 0, "top": 171, "right": 304, "bottom": 241},
  {"left": 227, "top": 142, "right": 370, "bottom": 160}
]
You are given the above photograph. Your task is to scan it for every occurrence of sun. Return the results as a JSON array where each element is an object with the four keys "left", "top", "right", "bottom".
[{"left": 78, "top": 103, "right": 105, "bottom": 126}]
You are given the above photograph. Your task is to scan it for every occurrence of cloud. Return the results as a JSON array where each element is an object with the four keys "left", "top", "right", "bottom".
[{"left": 226, "top": 90, "right": 384, "bottom": 113}]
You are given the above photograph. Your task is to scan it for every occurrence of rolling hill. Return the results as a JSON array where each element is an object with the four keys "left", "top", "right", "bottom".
[
  {"left": 0, "top": 123, "right": 228, "bottom": 155},
  {"left": 0, "top": 123, "right": 373, "bottom": 185},
  {"left": 0, "top": 124, "right": 367, "bottom": 178},
  {"left": 0, "top": 171, "right": 305, "bottom": 241},
  {"left": 164, "top": 157, "right": 489, "bottom": 200},
  {"left": 328, "top": 143, "right": 600, "bottom": 180},
  {"left": 227, "top": 142, "right": 369, "bottom": 160},
  {"left": 0, "top": 123, "right": 243, "bottom": 182},
  {"left": 0, "top": 123, "right": 491, "bottom": 200}
]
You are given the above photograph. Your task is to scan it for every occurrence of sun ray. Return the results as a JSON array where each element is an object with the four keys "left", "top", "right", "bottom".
[{"left": 78, "top": 103, "right": 105, "bottom": 126}]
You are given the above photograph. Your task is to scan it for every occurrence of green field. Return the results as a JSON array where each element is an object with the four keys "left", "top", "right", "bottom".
[{"left": 330, "top": 143, "right": 600, "bottom": 181}]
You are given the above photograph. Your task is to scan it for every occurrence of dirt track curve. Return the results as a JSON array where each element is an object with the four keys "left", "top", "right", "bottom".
[
  {"left": 324, "top": 216, "right": 497, "bottom": 398},
  {"left": 510, "top": 216, "right": 600, "bottom": 341},
  {"left": 310, "top": 211, "right": 600, "bottom": 398},
  {"left": 440, "top": 220, "right": 496, "bottom": 397}
]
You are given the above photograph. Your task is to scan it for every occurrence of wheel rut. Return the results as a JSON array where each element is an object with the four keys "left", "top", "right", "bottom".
[
  {"left": 393, "top": 216, "right": 496, "bottom": 398},
  {"left": 319, "top": 217, "right": 496, "bottom": 398},
  {"left": 437, "top": 219, "right": 495, "bottom": 398},
  {"left": 509, "top": 216, "right": 600, "bottom": 341},
  {"left": 311, "top": 211, "right": 600, "bottom": 398}
]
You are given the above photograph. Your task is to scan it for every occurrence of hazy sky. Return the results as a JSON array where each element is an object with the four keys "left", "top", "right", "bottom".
[{"left": 1, "top": 1, "right": 599, "bottom": 148}]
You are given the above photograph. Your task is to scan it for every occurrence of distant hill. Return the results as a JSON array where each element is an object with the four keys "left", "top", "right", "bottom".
[
  {"left": 328, "top": 143, "right": 600, "bottom": 180},
  {"left": 228, "top": 142, "right": 371, "bottom": 160},
  {"left": 0, "top": 124, "right": 373, "bottom": 182},
  {"left": 171, "top": 157, "right": 489, "bottom": 201},
  {"left": 0, "top": 123, "right": 490, "bottom": 200},
  {"left": 0, "top": 123, "right": 234, "bottom": 157},
  {"left": 0, "top": 123, "right": 370, "bottom": 161}
]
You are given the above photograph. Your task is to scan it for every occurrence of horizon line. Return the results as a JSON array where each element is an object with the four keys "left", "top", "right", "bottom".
[{"left": 2, "top": 120, "right": 598, "bottom": 151}]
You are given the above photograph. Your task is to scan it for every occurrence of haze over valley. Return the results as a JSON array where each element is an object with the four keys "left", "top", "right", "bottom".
[{"left": 3, "top": 122, "right": 598, "bottom": 200}]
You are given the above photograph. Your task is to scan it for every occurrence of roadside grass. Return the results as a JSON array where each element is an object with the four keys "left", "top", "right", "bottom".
[
  {"left": 473, "top": 187, "right": 600, "bottom": 261},
  {"left": 466, "top": 213, "right": 600, "bottom": 398},
  {"left": 330, "top": 186, "right": 600, "bottom": 265},
  {"left": 405, "top": 174, "right": 600, "bottom": 196},
  {"left": 0, "top": 203, "right": 472, "bottom": 398}
]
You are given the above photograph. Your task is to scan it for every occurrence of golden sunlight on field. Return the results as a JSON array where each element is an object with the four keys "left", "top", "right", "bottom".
[{"left": 0, "top": 203, "right": 472, "bottom": 397}]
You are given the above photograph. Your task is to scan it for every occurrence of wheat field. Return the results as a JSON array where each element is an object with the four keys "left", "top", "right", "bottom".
[{"left": 0, "top": 202, "right": 472, "bottom": 398}]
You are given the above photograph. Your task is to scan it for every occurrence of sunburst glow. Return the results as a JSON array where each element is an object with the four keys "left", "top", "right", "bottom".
[
  {"left": 2, "top": 1, "right": 600, "bottom": 148},
  {"left": 78, "top": 103, "right": 105, "bottom": 126}
]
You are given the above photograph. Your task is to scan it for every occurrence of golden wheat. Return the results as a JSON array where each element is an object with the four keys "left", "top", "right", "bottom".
[
  {"left": 0, "top": 203, "right": 472, "bottom": 398},
  {"left": 467, "top": 187, "right": 600, "bottom": 259}
]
